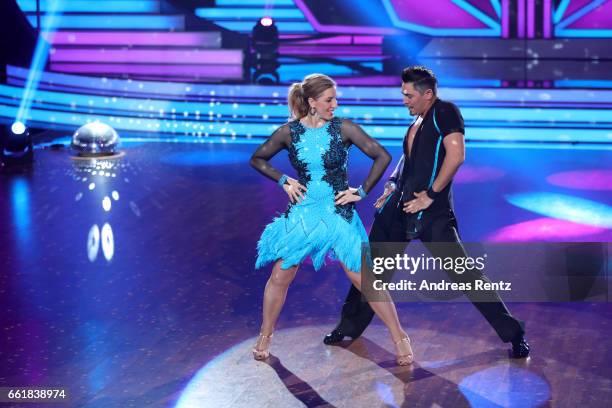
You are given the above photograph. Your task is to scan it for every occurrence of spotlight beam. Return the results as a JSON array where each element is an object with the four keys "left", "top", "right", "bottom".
[{"left": 15, "top": 0, "right": 65, "bottom": 128}]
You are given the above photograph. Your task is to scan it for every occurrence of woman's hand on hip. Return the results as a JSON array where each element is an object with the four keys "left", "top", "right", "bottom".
[
  {"left": 335, "top": 187, "right": 361, "bottom": 205},
  {"left": 283, "top": 178, "right": 307, "bottom": 203}
]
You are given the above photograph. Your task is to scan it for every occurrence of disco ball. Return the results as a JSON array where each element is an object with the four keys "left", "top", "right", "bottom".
[{"left": 71, "top": 122, "right": 120, "bottom": 156}]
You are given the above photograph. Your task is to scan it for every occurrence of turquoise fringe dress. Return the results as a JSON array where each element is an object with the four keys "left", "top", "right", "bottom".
[{"left": 255, "top": 118, "right": 369, "bottom": 272}]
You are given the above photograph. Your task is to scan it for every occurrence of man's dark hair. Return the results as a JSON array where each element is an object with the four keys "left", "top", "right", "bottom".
[{"left": 401, "top": 66, "right": 437, "bottom": 95}]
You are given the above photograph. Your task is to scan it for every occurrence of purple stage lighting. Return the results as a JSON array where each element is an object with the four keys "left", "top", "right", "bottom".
[
  {"left": 547, "top": 170, "right": 612, "bottom": 191},
  {"left": 454, "top": 165, "right": 506, "bottom": 183},
  {"left": 487, "top": 217, "right": 608, "bottom": 242}
]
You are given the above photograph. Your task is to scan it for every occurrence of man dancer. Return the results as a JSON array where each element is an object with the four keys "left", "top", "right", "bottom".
[{"left": 324, "top": 66, "right": 530, "bottom": 358}]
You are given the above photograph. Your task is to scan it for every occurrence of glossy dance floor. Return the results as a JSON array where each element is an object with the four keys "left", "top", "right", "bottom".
[{"left": 1, "top": 141, "right": 611, "bottom": 407}]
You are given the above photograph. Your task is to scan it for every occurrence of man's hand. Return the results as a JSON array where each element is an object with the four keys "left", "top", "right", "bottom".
[
  {"left": 403, "top": 191, "right": 433, "bottom": 213},
  {"left": 374, "top": 185, "right": 395, "bottom": 209}
]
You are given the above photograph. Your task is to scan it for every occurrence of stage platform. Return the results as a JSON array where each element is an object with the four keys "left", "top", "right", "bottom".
[{"left": 1, "top": 141, "right": 610, "bottom": 407}]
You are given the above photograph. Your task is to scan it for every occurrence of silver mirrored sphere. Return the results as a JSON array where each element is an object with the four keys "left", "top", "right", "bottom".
[{"left": 71, "top": 122, "right": 120, "bottom": 156}]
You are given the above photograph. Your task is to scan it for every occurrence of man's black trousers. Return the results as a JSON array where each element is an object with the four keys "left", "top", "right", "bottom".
[{"left": 335, "top": 192, "right": 525, "bottom": 343}]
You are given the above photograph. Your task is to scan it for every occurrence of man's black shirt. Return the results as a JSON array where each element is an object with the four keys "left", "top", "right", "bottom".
[{"left": 398, "top": 98, "right": 465, "bottom": 229}]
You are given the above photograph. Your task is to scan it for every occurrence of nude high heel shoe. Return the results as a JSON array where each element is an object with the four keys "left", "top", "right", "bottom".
[
  {"left": 394, "top": 336, "right": 414, "bottom": 366},
  {"left": 252, "top": 332, "right": 273, "bottom": 360}
]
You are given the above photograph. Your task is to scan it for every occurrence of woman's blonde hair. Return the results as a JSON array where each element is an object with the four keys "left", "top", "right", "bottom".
[{"left": 287, "top": 73, "right": 336, "bottom": 120}]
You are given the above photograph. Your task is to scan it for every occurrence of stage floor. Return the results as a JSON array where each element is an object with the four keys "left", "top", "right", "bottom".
[{"left": 0, "top": 141, "right": 611, "bottom": 407}]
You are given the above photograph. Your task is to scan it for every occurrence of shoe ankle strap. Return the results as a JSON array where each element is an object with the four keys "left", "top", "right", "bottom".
[{"left": 394, "top": 336, "right": 410, "bottom": 345}]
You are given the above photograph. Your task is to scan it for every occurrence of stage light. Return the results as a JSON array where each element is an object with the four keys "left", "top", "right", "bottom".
[
  {"left": 11, "top": 121, "right": 26, "bottom": 135},
  {"left": 260, "top": 17, "right": 273, "bottom": 27},
  {"left": 505, "top": 192, "right": 612, "bottom": 228},
  {"left": 14, "top": 0, "right": 65, "bottom": 132},
  {"left": 459, "top": 366, "right": 550, "bottom": 406},
  {"left": 249, "top": 17, "right": 280, "bottom": 84},
  {"left": 1, "top": 122, "right": 34, "bottom": 166},
  {"left": 487, "top": 218, "right": 607, "bottom": 242}
]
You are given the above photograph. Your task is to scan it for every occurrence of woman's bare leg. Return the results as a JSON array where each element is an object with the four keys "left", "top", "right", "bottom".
[
  {"left": 261, "top": 260, "right": 299, "bottom": 334},
  {"left": 340, "top": 263, "right": 413, "bottom": 364},
  {"left": 253, "top": 260, "right": 299, "bottom": 359}
]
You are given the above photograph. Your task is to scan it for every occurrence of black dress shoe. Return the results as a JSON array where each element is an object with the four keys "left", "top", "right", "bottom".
[
  {"left": 511, "top": 336, "right": 531, "bottom": 358},
  {"left": 323, "top": 329, "right": 346, "bottom": 345}
]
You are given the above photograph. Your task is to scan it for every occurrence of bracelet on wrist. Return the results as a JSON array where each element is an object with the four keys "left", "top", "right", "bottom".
[
  {"left": 277, "top": 174, "right": 289, "bottom": 187},
  {"left": 355, "top": 185, "right": 367, "bottom": 199},
  {"left": 384, "top": 180, "right": 396, "bottom": 191},
  {"left": 426, "top": 187, "right": 439, "bottom": 200}
]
